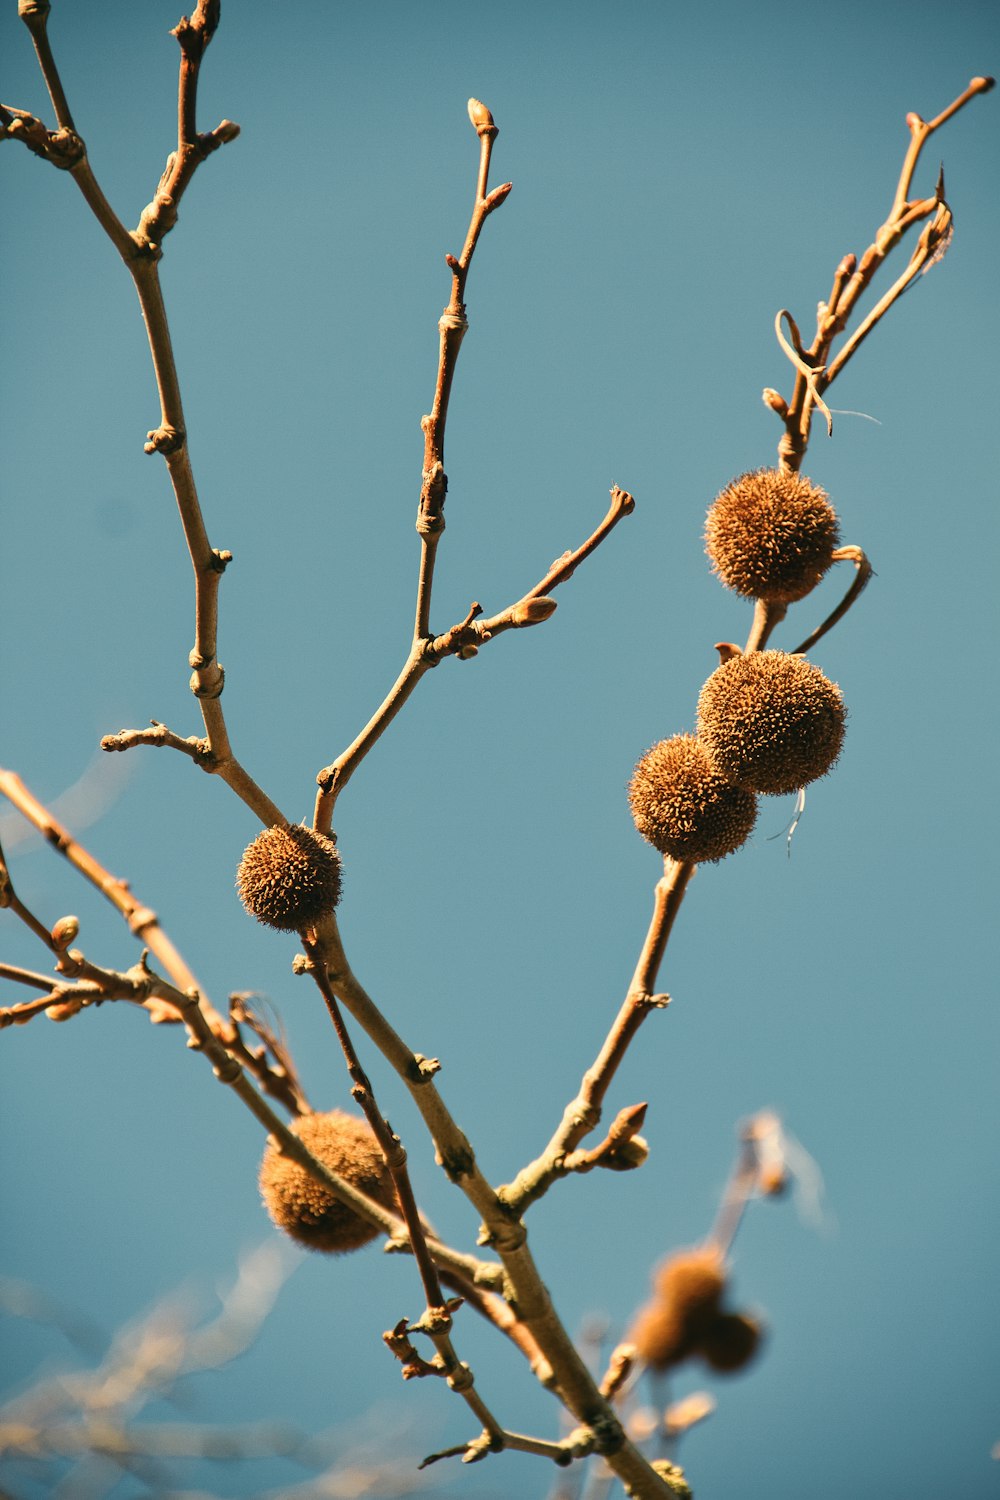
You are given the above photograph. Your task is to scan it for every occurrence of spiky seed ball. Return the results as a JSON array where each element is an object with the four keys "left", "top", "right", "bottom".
[
  {"left": 237, "top": 824, "right": 342, "bottom": 931},
  {"left": 259, "top": 1109, "right": 396, "bottom": 1253},
  {"left": 705, "top": 468, "right": 840, "bottom": 603},
  {"left": 699, "top": 1311, "right": 762, "bottom": 1372},
  {"left": 628, "top": 735, "right": 758, "bottom": 863},
  {"left": 697, "top": 651, "right": 846, "bottom": 795}
]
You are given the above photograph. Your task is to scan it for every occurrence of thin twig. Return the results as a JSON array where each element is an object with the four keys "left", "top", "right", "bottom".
[
  {"left": 0, "top": 768, "right": 220, "bottom": 1027},
  {"left": 771, "top": 77, "right": 993, "bottom": 472},
  {"left": 790, "top": 546, "right": 873, "bottom": 655},
  {"left": 500, "top": 859, "right": 694, "bottom": 1216},
  {"left": 11, "top": 5, "right": 273, "bottom": 826},
  {"left": 101, "top": 722, "right": 213, "bottom": 765},
  {"left": 18, "top": 1, "right": 75, "bottom": 132},
  {"left": 313, "top": 488, "right": 635, "bottom": 828}
]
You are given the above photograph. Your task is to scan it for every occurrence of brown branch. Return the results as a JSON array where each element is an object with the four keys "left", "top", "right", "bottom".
[
  {"left": 500, "top": 859, "right": 694, "bottom": 1217},
  {"left": 707, "top": 1112, "right": 787, "bottom": 1256},
  {"left": 228, "top": 992, "right": 312, "bottom": 1117},
  {"left": 101, "top": 721, "right": 213, "bottom": 765},
  {"left": 305, "top": 914, "right": 679, "bottom": 1498},
  {"left": 313, "top": 103, "right": 513, "bottom": 834},
  {"left": 771, "top": 76, "right": 993, "bottom": 472},
  {"left": 416, "top": 99, "right": 510, "bottom": 570},
  {"left": 428, "top": 486, "right": 637, "bottom": 659},
  {"left": 14, "top": 4, "right": 268, "bottom": 826},
  {"left": 15, "top": 948, "right": 498, "bottom": 1289},
  {"left": 313, "top": 640, "right": 434, "bottom": 830},
  {"left": 303, "top": 947, "right": 523, "bottom": 1447},
  {"left": 313, "top": 489, "right": 635, "bottom": 830},
  {"left": 439, "top": 1269, "right": 556, "bottom": 1388},
  {"left": 0, "top": 768, "right": 220, "bottom": 1028},
  {"left": 0, "top": 961, "right": 58, "bottom": 991},
  {"left": 18, "top": 1, "right": 75, "bottom": 132},
  {"left": 304, "top": 949, "right": 449, "bottom": 1314},
  {"left": 790, "top": 545, "right": 873, "bottom": 655},
  {"left": 0, "top": 830, "right": 59, "bottom": 952},
  {"left": 421, "top": 1422, "right": 593, "bottom": 1471}
]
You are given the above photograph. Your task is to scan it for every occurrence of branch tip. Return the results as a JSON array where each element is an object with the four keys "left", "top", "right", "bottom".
[{"left": 467, "top": 98, "right": 497, "bottom": 135}]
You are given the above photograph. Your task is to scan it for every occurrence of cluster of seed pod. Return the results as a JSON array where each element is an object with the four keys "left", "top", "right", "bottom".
[
  {"left": 629, "top": 469, "right": 847, "bottom": 863},
  {"left": 627, "top": 1246, "right": 762, "bottom": 1374}
]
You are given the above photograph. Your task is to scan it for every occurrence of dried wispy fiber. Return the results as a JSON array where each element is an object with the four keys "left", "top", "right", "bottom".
[
  {"left": 705, "top": 468, "right": 840, "bottom": 603},
  {"left": 700, "top": 1311, "right": 763, "bottom": 1372},
  {"left": 259, "top": 1110, "right": 396, "bottom": 1253},
  {"left": 697, "top": 650, "right": 846, "bottom": 795},
  {"left": 237, "top": 823, "right": 342, "bottom": 930},
  {"left": 628, "top": 735, "right": 758, "bottom": 863}
]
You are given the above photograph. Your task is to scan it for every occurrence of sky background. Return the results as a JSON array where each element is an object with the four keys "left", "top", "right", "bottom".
[{"left": 1, "top": 2, "right": 998, "bottom": 1497}]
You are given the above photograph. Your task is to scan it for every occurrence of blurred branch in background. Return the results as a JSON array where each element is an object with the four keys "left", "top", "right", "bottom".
[{"left": 0, "top": 1243, "right": 435, "bottom": 1500}]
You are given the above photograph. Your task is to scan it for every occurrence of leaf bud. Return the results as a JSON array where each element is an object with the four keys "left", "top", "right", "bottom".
[
  {"left": 467, "top": 98, "right": 496, "bottom": 132},
  {"left": 50, "top": 915, "right": 79, "bottom": 951},
  {"left": 511, "top": 596, "right": 557, "bottom": 626}
]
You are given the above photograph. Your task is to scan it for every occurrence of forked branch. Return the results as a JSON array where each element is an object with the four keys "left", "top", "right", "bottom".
[{"left": 770, "top": 76, "right": 993, "bottom": 472}]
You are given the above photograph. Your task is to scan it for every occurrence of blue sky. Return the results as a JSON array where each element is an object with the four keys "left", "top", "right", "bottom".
[{"left": 2, "top": 2, "right": 998, "bottom": 1497}]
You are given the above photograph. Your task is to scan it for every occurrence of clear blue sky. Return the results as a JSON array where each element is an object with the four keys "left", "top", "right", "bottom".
[{"left": 2, "top": 2, "right": 998, "bottom": 1497}]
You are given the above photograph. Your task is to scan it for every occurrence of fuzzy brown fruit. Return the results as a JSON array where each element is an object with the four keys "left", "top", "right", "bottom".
[
  {"left": 705, "top": 468, "right": 840, "bottom": 603},
  {"left": 628, "top": 734, "right": 758, "bottom": 863},
  {"left": 699, "top": 1310, "right": 762, "bottom": 1372},
  {"left": 629, "top": 1247, "right": 728, "bottom": 1369},
  {"left": 259, "top": 1109, "right": 396, "bottom": 1253},
  {"left": 237, "top": 823, "right": 342, "bottom": 931},
  {"left": 697, "top": 650, "right": 846, "bottom": 795}
]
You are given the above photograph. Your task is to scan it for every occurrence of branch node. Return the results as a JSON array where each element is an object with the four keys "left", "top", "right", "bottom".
[
  {"left": 143, "top": 424, "right": 185, "bottom": 455},
  {"left": 50, "top": 915, "right": 79, "bottom": 952},
  {"left": 190, "top": 665, "right": 225, "bottom": 699},
  {"left": 410, "top": 1053, "right": 442, "bottom": 1083}
]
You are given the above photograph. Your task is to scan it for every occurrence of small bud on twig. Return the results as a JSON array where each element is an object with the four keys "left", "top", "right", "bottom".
[
  {"left": 483, "top": 181, "right": 513, "bottom": 214},
  {"left": 50, "top": 916, "right": 79, "bottom": 951},
  {"left": 467, "top": 98, "right": 496, "bottom": 133},
  {"left": 511, "top": 597, "right": 557, "bottom": 626}
]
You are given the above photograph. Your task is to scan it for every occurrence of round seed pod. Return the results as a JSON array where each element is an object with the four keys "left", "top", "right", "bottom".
[
  {"left": 628, "top": 1298, "right": 691, "bottom": 1370},
  {"left": 259, "top": 1109, "right": 396, "bottom": 1253},
  {"left": 629, "top": 1248, "right": 730, "bottom": 1370},
  {"left": 705, "top": 468, "right": 840, "bottom": 603},
  {"left": 697, "top": 651, "right": 846, "bottom": 795},
  {"left": 237, "top": 824, "right": 342, "bottom": 931},
  {"left": 628, "top": 735, "right": 758, "bottom": 863},
  {"left": 699, "top": 1311, "right": 763, "bottom": 1372},
  {"left": 653, "top": 1246, "right": 727, "bottom": 1329}
]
